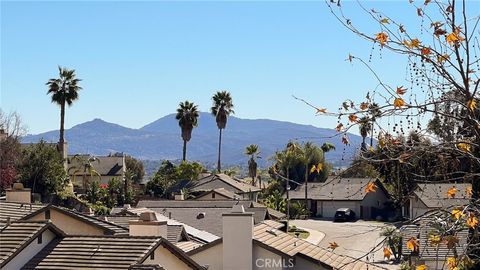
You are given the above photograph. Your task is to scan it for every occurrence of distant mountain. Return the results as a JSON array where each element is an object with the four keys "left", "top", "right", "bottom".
[{"left": 22, "top": 113, "right": 365, "bottom": 169}]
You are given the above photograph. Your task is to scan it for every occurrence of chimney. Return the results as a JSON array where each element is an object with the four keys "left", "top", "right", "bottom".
[
  {"left": 129, "top": 212, "right": 168, "bottom": 238},
  {"left": 174, "top": 190, "right": 185, "bottom": 201},
  {"left": 6, "top": 182, "right": 32, "bottom": 203},
  {"left": 222, "top": 205, "right": 254, "bottom": 270}
]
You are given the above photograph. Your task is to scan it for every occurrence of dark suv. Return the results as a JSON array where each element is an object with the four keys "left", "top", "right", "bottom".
[{"left": 333, "top": 208, "right": 356, "bottom": 222}]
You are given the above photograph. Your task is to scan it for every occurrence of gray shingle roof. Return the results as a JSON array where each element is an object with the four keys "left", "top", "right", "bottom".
[
  {"left": 0, "top": 221, "right": 64, "bottom": 268},
  {"left": 194, "top": 188, "right": 240, "bottom": 200},
  {"left": 0, "top": 202, "right": 45, "bottom": 228},
  {"left": 414, "top": 183, "right": 471, "bottom": 208},
  {"left": 67, "top": 155, "right": 124, "bottom": 176},
  {"left": 289, "top": 177, "right": 383, "bottom": 201},
  {"left": 193, "top": 174, "right": 261, "bottom": 193}
]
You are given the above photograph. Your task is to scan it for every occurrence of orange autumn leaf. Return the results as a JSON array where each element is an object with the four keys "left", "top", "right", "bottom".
[
  {"left": 406, "top": 237, "right": 419, "bottom": 252},
  {"left": 466, "top": 186, "right": 473, "bottom": 197},
  {"left": 416, "top": 265, "right": 427, "bottom": 270},
  {"left": 316, "top": 108, "right": 327, "bottom": 114},
  {"left": 383, "top": 247, "right": 392, "bottom": 259},
  {"left": 365, "top": 182, "right": 378, "bottom": 193},
  {"left": 375, "top": 32, "right": 389, "bottom": 46},
  {"left": 404, "top": 38, "right": 421, "bottom": 49},
  {"left": 447, "top": 257, "right": 458, "bottom": 270},
  {"left": 467, "top": 214, "right": 479, "bottom": 228},
  {"left": 329, "top": 242, "right": 339, "bottom": 250},
  {"left": 335, "top": 123, "right": 343, "bottom": 132},
  {"left": 396, "top": 86, "right": 407, "bottom": 95},
  {"left": 447, "top": 187, "right": 458, "bottom": 198},
  {"left": 467, "top": 99, "right": 477, "bottom": 111},
  {"left": 360, "top": 102, "right": 369, "bottom": 110},
  {"left": 457, "top": 142, "right": 471, "bottom": 153},
  {"left": 451, "top": 208, "right": 464, "bottom": 219},
  {"left": 349, "top": 114, "right": 358, "bottom": 122},
  {"left": 444, "top": 236, "right": 459, "bottom": 249},
  {"left": 446, "top": 31, "right": 465, "bottom": 45},
  {"left": 421, "top": 47, "right": 431, "bottom": 55},
  {"left": 437, "top": 54, "right": 450, "bottom": 63},
  {"left": 394, "top": 98, "right": 406, "bottom": 108}
]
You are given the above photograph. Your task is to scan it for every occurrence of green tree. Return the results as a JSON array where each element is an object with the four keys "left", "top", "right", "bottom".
[
  {"left": 125, "top": 155, "right": 145, "bottom": 184},
  {"left": 18, "top": 140, "right": 68, "bottom": 198},
  {"left": 245, "top": 144, "right": 260, "bottom": 187},
  {"left": 358, "top": 116, "right": 372, "bottom": 151},
  {"left": 264, "top": 190, "right": 286, "bottom": 213},
  {"left": 211, "top": 91, "right": 234, "bottom": 172},
  {"left": 176, "top": 101, "right": 200, "bottom": 161},
  {"left": 46, "top": 67, "right": 82, "bottom": 150}
]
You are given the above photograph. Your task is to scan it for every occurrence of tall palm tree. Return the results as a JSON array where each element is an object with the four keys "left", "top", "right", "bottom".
[
  {"left": 176, "top": 101, "right": 199, "bottom": 161},
  {"left": 46, "top": 66, "right": 82, "bottom": 152},
  {"left": 369, "top": 102, "right": 381, "bottom": 147},
  {"left": 245, "top": 144, "right": 260, "bottom": 187},
  {"left": 211, "top": 91, "right": 234, "bottom": 172},
  {"left": 358, "top": 117, "right": 372, "bottom": 151}
]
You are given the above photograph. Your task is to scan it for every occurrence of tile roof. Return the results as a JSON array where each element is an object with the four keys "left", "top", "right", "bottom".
[
  {"left": 22, "top": 235, "right": 203, "bottom": 270},
  {"left": 67, "top": 155, "right": 124, "bottom": 176},
  {"left": 254, "top": 221, "right": 387, "bottom": 270},
  {"left": 289, "top": 177, "right": 384, "bottom": 201},
  {"left": 193, "top": 174, "right": 261, "bottom": 193},
  {"left": 0, "top": 221, "right": 64, "bottom": 268},
  {"left": 0, "top": 202, "right": 45, "bottom": 228},
  {"left": 175, "top": 241, "right": 204, "bottom": 253},
  {"left": 413, "top": 183, "right": 471, "bottom": 208},
  {"left": 23, "top": 205, "right": 129, "bottom": 235}
]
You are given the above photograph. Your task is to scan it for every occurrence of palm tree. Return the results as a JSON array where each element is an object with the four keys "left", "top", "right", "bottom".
[
  {"left": 68, "top": 154, "right": 101, "bottom": 190},
  {"left": 176, "top": 101, "right": 200, "bottom": 161},
  {"left": 46, "top": 66, "right": 82, "bottom": 152},
  {"left": 358, "top": 117, "right": 372, "bottom": 151},
  {"left": 211, "top": 91, "right": 234, "bottom": 172},
  {"left": 245, "top": 144, "right": 260, "bottom": 187},
  {"left": 369, "top": 102, "right": 381, "bottom": 147}
]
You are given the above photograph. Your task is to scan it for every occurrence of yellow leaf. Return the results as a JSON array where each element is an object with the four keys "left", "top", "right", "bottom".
[
  {"left": 416, "top": 265, "right": 427, "bottom": 270},
  {"left": 466, "top": 186, "right": 473, "bottom": 198},
  {"left": 380, "top": 18, "right": 390, "bottom": 24},
  {"left": 375, "top": 32, "right": 388, "bottom": 46},
  {"left": 403, "top": 38, "right": 421, "bottom": 49},
  {"left": 315, "top": 163, "right": 323, "bottom": 173},
  {"left": 349, "top": 114, "right": 358, "bottom": 122},
  {"left": 447, "top": 187, "right": 458, "bottom": 198},
  {"left": 451, "top": 208, "right": 464, "bottom": 220},
  {"left": 365, "top": 182, "right": 378, "bottom": 193},
  {"left": 446, "top": 32, "right": 465, "bottom": 46},
  {"left": 457, "top": 142, "right": 471, "bottom": 153},
  {"left": 316, "top": 108, "right": 327, "bottom": 114},
  {"left": 383, "top": 247, "right": 392, "bottom": 259},
  {"left": 369, "top": 146, "right": 375, "bottom": 152},
  {"left": 310, "top": 165, "right": 317, "bottom": 173},
  {"left": 406, "top": 237, "right": 419, "bottom": 252},
  {"left": 329, "top": 242, "right": 339, "bottom": 250},
  {"left": 394, "top": 98, "right": 406, "bottom": 108},
  {"left": 467, "top": 99, "right": 477, "bottom": 111},
  {"left": 447, "top": 257, "right": 458, "bottom": 270},
  {"left": 396, "top": 86, "right": 407, "bottom": 95},
  {"left": 437, "top": 54, "right": 450, "bottom": 63},
  {"left": 466, "top": 214, "right": 478, "bottom": 228},
  {"left": 429, "top": 234, "right": 441, "bottom": 246}
]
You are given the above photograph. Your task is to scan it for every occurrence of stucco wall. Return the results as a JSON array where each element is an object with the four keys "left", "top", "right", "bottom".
[
  {"left": 196, "top": 193, "right": 231, "bottom": 201},
  {"left": 253, "top": 245, "right": 285, "bottom": 270},
  {"left": 28, "top": 209, "right": 105, "bottom": 235},
  {"left": 190, "top": 243, "right": 223, "bottom": 270},
  {"left": 292, "top": 256, "right": 329, "bottom": 270},
  {"left": 3, "top": 229, "right": 56, "bottom": 270},
  {"left": 143, "top": 245, "right": 191, "bottom": 270}
]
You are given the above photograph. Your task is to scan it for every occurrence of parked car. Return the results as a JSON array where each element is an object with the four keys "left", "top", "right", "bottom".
[{"left": 333, "top": 208, "right": 356, "bottom": 222}]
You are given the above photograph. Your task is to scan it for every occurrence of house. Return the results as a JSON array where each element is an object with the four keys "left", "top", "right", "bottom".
[
  {"left": 136, "top": 200, "right": 285, "bottom": 237},
  {"left": 192, "top": 174, "right": 261, "bottom": 201},
  {"left": 400, "top": 210, "right": 468, "bottom": 270},
  {"left": 289, "top": 177, "right": 390, "bottom": 219},
  {"left": 194, "top": 188, "right": 241, "bottom": 200},
  {"left": 186, "top": 205, "right": 387, "bottom": 270},
  {"left": 67, "top": 154, "right": 126, "bottom": 188},
  {"left": 409, "top": 183, "right": 471, "bottom": 219}
]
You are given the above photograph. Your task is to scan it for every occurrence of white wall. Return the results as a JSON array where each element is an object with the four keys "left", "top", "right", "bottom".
[
  {"left": 410, "top": 197, "right": 431, "bottom": 219},
  {"left": 190, "top": 243, "right": 223, "bottom": 270},
  {"left": 3, "top": 229, "right": 56, "bottom": 270},
  {"left": 253, "top": 245, "right": 285, "bottom": 270}
]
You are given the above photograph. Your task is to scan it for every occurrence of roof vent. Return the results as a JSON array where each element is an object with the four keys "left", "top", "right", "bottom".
[
  {"left": 197, "top": 212, "right": 206, "bottom": 219},
  {"left": 139, "top": 212, "right": 157, "bottom": 222}
]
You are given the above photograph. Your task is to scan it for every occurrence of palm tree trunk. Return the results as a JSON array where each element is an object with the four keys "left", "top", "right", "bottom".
[
  {"left": 370, "top": 125, "right": 374, "bottom": 147},
  {"left": 305, "top": 164, "right": 308, "bottom": 218},
  {"left": 217, "top": 129, "right": 222, "bottom": 172},
  {"left": 59, "top": 101, "right": 65, "bottom": 145},
  {"left": 182, "top": 140, "right": 187, "bottom": 161},
  {"left": 286, "top": 167, "right": 290, "bottom": 230}
]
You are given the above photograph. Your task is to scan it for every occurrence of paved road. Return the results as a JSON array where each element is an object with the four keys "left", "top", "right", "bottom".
[{"left": 291, "top": 219, "right": 399, "bottom": 269}]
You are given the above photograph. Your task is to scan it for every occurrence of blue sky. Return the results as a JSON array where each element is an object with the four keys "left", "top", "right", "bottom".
[{"left": 2, "top": 1, "right": 474, "bottom": 134}]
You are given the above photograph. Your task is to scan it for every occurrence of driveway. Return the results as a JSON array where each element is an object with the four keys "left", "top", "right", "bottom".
[{"left": 291, "top": 219, "right": 399, "bottom": 269}]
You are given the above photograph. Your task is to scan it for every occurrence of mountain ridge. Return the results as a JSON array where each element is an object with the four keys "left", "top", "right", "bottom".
[{"left": 22, "top": 113, "right": 364, "bottom": 168}]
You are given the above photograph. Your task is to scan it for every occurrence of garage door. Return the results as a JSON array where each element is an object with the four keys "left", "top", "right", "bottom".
[{"left": 321, "top": 201, "right": 358, "bottom": 218}]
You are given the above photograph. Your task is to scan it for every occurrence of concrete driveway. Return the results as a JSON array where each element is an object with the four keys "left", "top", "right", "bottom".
[{"left": 291, "top": 219, "right": 399, "bottom": 269}]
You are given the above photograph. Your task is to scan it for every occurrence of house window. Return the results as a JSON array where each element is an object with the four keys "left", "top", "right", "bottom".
[
  {"left": 38, "top": 233, "right": 43, "bottom": 244},
  {"left": 45, "top": 210, "right": 51, "bottom": 220},
  {"left": 150, "top": 252, "right": 155, "bottom": 260}
]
